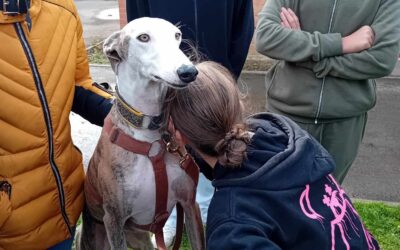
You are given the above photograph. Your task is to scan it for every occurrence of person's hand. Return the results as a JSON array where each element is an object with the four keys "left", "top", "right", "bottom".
[
  {"left": 280, "top": 7, "right": 301, "bottom": 30},
  {"left": 342, "top": 26, "right": 375, "bottom": 54}
]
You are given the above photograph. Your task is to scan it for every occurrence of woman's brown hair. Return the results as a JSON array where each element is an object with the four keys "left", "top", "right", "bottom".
[{"left": 164, "top": 61, "right": 250, "bottom": 167}]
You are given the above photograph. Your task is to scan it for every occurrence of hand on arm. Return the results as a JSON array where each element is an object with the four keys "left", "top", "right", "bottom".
[
  {"left": 283, "top": 6, "right": 395, "bottom": 80},
  {"left": 256, "top": 0, "right": 343, "bottom": 62},
  {"left": 280, "top": 8, "right": 374, "bottom": 55},
  {"left": 342, "top": 26, "right": 375, "bottom": 54},
  {"left": 309, "top": 0, "right": 400, "bottom": 80},
  {"left": 280, "top": 8, "right": 300, "bottom": 30}
]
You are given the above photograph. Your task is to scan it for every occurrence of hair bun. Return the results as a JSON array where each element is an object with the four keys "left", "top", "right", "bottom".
[{"left": 215, "top": 124, "right": 251, "bottom": 167}]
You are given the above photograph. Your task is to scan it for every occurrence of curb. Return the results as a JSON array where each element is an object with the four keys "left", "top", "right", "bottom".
[
  {"left": 241, "top": 70, "right": 267, "bottom": 76},
  {"left": 352, "top": 198, "right": 400, "bottom": 207},
  {"left": 88, "top": 63, "right": 400, "bottom": 205},
  {"left": 90, "top": 63, "right": 112, "bottom": 68},
  {"left": 89, "top": 64, "right": 400, "bottom": 80}
]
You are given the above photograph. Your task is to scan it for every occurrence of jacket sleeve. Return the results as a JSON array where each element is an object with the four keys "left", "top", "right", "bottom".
[
  {"left": 74, "top": 12, "right": 112, "bottom": 99},
  {"left": 308, "top": 0, "right": 400, "bottom": 80},
  {"left": 71, "top": 5, "right": 113, "bottom": 126},
  {"left": 207, "top": 220, "right": 281, "bottom": 250},
  {"left": 229, "top": 0, "right": 254, "bottom": 77},
  {"left": 72, "top": 86, "right": 113, "bottom": 126},
  {"left": 255, "top": 0, "right": 343, "bottom": 62},
  {"left": 126, "top": 0, "right": 150, "bottom": 21}
]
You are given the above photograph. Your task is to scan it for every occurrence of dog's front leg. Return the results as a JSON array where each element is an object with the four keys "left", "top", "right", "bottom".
[
  {"left": 182, "top": 201, "right": 205, "bottom": 250},
  {"left": 103, "top": 205, "right": 128, "bottom": 250}
]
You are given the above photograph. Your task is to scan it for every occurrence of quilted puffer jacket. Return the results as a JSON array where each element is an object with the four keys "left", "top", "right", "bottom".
[{"left": 0, "top": 0, "right": 111, "bottom": 248}]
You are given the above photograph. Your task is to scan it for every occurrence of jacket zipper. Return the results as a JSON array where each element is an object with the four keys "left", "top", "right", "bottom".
[
  {"left": 14, "top": 23, "right": 73, "bottom": 236},
  {"left": 315, "top": 0, "right": 338, "bottom": 124}
]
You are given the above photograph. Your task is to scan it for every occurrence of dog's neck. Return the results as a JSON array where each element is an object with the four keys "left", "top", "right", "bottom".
[
  {"left": 117, "top": 67, "right": 165, "bottom": 116},
  {"left": 110, "top": 67, "right": 166, "bottom": 142}
]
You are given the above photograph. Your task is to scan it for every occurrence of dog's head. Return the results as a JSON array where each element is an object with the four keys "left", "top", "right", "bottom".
[{"left": 103, "top": 17, "right": 198, "bottom": 88}]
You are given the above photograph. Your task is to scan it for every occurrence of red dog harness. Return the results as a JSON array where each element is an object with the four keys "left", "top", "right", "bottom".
[{"left": 102, "top": 116, "right": 200, "bottom": 250}]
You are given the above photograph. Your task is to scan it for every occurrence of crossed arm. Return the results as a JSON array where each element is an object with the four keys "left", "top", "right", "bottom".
[
  {"left": 279, "top": 8, "right": 374, "bottom": 55},
  {"left": 256, "top": 0, "right": 400, "bottom": 80}
]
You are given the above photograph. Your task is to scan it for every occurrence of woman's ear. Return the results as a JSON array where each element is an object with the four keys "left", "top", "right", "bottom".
[
  {"left": 168, "top": 118, "right": 188, "bottom": 147},
  {"left": 175, "top": 129, "right": 189, "bottom": 147}
]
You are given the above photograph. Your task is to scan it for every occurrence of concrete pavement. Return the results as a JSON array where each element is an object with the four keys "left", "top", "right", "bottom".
[
  {"left": 75, "top": 0, "right": 119, "bottom": 45},
  {"left": 70, "top": 65, "right": 400, "bottom": 203},
  {"left": 240, "top": 72, "right": 400, "bottom": 202},
  {"left": 72, "top": 1, "right": 400, "bottom": 202},
  {"left": 390, "top": 59, "right": 400, "bottom": 78}
]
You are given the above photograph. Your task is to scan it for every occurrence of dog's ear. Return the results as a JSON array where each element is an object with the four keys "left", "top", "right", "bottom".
[{"left": 103, "top": 31, "right": 129, "bottom": 73}]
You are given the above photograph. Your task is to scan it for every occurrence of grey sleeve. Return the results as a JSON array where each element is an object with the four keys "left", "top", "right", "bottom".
[
  {"left": 309, "top": 0, "right": 400, "bottom": 80},
  {"left": 255, "top": 0, "right": 343, "bottom": 63}
]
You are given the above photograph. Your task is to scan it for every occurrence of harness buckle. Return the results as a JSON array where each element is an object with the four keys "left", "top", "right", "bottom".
[
  {"left": 149, "top": 212, "right": 170, "bottom": 233},
  {"left": 164, "top": 134, "right": 190, "bottom": 167},
  {"left": 3, "top": 0, "right": 20, "bottom": 15},
  {"left": 179, "top": 154, "right": 190, "bottom": 168}
]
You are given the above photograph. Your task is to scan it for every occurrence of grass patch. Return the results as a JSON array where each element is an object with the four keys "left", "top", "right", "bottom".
[
  {"left": 87, "top": 40, "right": 109, "bottom": 65},
  {"left": 180, "top": 202, "right": 400, "bottom": 249},
  {"left": 74, "top": 201, "right": 399, "bottom": 249},
  {"left": 354, "top": 201, "right": 400, "bottom": 250},
  {"left": 177, "top": 231, "right": 191, "bottom": 250}
]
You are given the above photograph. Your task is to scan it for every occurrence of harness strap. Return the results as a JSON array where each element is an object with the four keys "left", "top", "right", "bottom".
[
  {"left": 103, "top": 117, "right": 200, "bottom": 250},
  {"left": 104, "top": 117, "right": 152, "bottom": 155},
  {"left": 181, "top": 154, "right": 200, "bottom": 187},
  {"left": 172, "top": 203, "right": 185, "bottom": 250},
  {"left": 104, "top": 117, "right": 169, "bottom": 249},
  {"left": 149, "top": 148, "right": 169, "bottom": 234},
  {"left": 155, "top": 231, "right": 167, "bottom": 250}
]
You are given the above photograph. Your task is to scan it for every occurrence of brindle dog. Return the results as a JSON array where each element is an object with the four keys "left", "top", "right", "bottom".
[{"left": 76, "top": 18, "right": 205, "bottom": 250}]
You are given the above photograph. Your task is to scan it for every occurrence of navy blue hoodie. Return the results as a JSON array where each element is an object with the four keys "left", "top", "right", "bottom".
[
  {"left": 206, "top": 113, "right": 379, "bottom": 250},
  {"left": 72, "top": 86, "right": 112, "bottom": 126},
  {"left": 126, "top": 0, "right": 254, "bottom": 78}
]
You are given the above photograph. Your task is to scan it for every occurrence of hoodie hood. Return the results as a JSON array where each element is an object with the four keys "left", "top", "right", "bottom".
[{"left": 212, "top": 113, "right": 335, "bottom": 190}]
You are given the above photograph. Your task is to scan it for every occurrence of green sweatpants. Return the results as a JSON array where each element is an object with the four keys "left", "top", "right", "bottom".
[{"left": 295, "top": 113, "right": 368, "bottom": 184}]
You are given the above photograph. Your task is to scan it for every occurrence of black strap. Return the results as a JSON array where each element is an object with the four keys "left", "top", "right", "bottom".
[
  {"left": 0, "top": 0, "right": 28, "bottom": 15},
  {"left": 148, "top": 114, "right": 164, "bottom": 130}
]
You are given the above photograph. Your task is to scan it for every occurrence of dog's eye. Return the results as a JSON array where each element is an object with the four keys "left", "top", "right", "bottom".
[
  {"left": 175, "top": 32, "right": 181, "bottom": 40},
  {"left": 137, "top": 34, "right": 150, "bottom": 42}
]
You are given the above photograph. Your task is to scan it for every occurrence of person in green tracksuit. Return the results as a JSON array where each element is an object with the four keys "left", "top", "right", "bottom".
[{"left": 255, "top": 0, "right": 400, "bottom": 183}]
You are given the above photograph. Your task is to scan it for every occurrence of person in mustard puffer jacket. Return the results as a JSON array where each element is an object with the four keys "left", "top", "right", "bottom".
[{"left": 0, "top": 0, "right": 113, "bottom": 249}]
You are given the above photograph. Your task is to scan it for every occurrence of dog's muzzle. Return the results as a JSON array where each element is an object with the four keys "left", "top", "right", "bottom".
[{"left": 177, "top": 64, "right": 198, "bottom": 83}]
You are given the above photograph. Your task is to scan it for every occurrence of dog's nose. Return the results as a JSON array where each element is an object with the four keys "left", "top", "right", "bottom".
[{"left": 177, "top": 65, "right": 198, "bottom": 83}]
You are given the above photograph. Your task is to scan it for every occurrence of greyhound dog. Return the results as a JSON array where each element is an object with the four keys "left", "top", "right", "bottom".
[{"left": 76, "top": 18, "right": 205, "bottom": 250}]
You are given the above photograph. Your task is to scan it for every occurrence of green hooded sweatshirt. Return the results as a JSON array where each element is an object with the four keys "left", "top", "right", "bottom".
[{"left": 256, "top": 0, "right": 400, "bottom": 123}]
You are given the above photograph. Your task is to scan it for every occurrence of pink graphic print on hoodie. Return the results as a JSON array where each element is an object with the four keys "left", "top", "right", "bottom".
[{"left": 300, "top": 175, "right": 377, "bottom": 250}]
